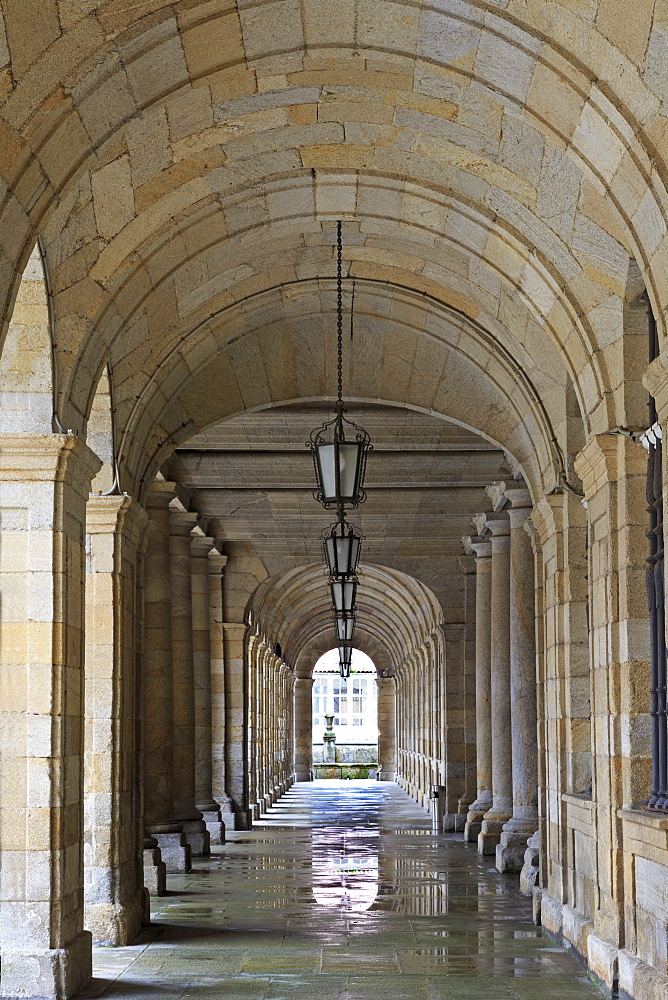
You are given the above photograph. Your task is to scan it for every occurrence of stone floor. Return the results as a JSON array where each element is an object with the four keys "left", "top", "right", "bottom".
[{"left": 77, "top": 781, "right": 604, "bottom": 999}]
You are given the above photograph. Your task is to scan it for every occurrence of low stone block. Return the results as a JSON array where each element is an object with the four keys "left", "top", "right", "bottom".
[
  {"left": 519, "top": 832, "right": 540, "bottom": 896},
  {"left": 143, "top": 847, "right": 166, "bottom": 896},
  {"left": 496, "top": 830, "right": 528, "bottom": 873},
  {"left": 540, "top": 891, "right": 563, "bottom": 936},
  {"left": 619, "top": 948, "right": 668, "bottom": 1000},
  {"left": 562, "top": 903, "right": 592, "bottom": 959},
  {"left": 587, "top": 932, "right": 619, "bottom": 991}
]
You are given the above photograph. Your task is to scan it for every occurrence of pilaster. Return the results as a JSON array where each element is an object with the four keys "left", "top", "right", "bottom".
[
  {"left": 84, "top": 494, "right": 149, "bottom": 945},
  {"left": 0, "top": 434, "right": 101, "bottom": 999}
]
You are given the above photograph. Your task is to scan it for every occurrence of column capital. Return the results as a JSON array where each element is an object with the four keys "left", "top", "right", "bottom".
[
  {"left": 458, "top": 553, "right": 476, "bottom": 575},
  {"left": 644, "top": 353, "right": 668, "bottom": 425},
  {"left": 146, "top": 478, "right": 177, "bottom": 511},
  {"left": 208, "top": 548, "right": 228, "bottom": 574},
  {"left": 473, "top": 511, "right": 509, "bottom": 538},
  {"left": 574, "top": 432, "right": 645, "bottom": 499},
  {"left": 0, "top": 432, "right": 101, "bottom": 494},
  {"left": 486, "top": 480, "right": 531, "bottom": 512},
  {"left": 295, "top": 676, "right": 315, "bottom": 687},
  {"left": 191, "top": 532, "right": 216, "bottom": 558},
  {"left": 376, "top": 675, "right": 396, "bottom": 689},
  {"left": 442, "top": 623, "right": 466, "bottom": 642},
  {"left": 462, "top": 534, "right": 492, "bottom": 560},
  {"left": 86, "top": 494, "right": 150, "bottom": 550},
  {"left": 169, "top": 504, "right": 199, "bottom": 535}
]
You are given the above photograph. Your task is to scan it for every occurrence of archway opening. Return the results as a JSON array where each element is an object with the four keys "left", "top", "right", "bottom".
[{"left": 311, "top": 649, "right": 378, "bottom": 779}]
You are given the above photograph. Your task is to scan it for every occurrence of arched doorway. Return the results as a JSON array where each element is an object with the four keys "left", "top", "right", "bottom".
[{"left": 311, "top": 649, "right": 378, "bottom": 779}]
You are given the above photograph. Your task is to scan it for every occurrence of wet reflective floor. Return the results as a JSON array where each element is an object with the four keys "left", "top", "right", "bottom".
[{"left": 78, "top": 781, "right": 603, "bottom": 999}]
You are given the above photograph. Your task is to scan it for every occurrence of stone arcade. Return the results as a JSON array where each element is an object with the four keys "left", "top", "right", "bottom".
[{"left": 0, "top": 2, "right": 668, "bottom": 998}]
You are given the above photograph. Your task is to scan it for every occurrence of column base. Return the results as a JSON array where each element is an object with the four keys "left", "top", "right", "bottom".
[
  {"left": 294, "top": 770, "right": 312, "bottom": 781},
  {"left": 154, "top": 832, "right": 191, "bottom": 873},
  {"left": 201, "top": 809, "right": 226, "bottom": 845},
  {"left": 182, "top": 819, "right": 210, "bottom": 857},
  {"left": 464, "top": 801, "right": 490, "bottom": 842},
  {"left": 377, "top": 770, "right": 396, "bottom": 781},
  {"left": 84, "top": 892, "right": 144, "bottom": 946},
  {"left": 0, "top": 929, "right": 92, "bottom": 1000},
  {"left": 478, "top": 818, "right": 506, "bottom": 856},
  {"left": 442, "top": 812, "right": 467, "bottom": 832},
  {"left": 496, "top": 829, "right": 533, "bottom": 873}
]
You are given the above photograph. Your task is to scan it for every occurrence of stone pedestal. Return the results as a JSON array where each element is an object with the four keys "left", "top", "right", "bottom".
[
  {"left": 154, "top": 831, "right": 192, "bottom": 873},
  {"left": 496, "top": 488, "right": 539, "bottom": 873},
  {"left": 519, "top": 831, "right": 540, "bottom": 896},
  {"left": 462, "top": 536, "right": 493, "bottom": 843},
  {"left": 143, "top": 482, "right": 189, "bottom": 875},
  {"left": 84, "top": 495, "right": 149, "bottom": 945},
  {"left": 476, "top": 514, "right": 513, "bottom": 856},
  {"left": 0, "top": 435, "right": 101, "bottom": 999},
  {"left": 377, "top": 676, "right": 397, "bottom": 780},
  {"left": 143, "top": 838, "right": 166, "bottom": 896}
]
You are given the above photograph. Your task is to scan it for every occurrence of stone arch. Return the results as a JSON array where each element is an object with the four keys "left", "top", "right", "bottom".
[
  {"left": 87, "top": 365, "right": 118, "bottom": 494},
  {"left": 0, "top": 243, "right": 54, "bottom": 434}
]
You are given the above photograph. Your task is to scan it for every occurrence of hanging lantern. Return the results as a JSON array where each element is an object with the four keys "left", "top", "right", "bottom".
[
  {"left": 307, "top": 220, "right": 372, "bottom": 511},
  {"left": 322, "top": 516, "right": 362, "bottom": 577},
  {"left": 334, "top": 612, "right": 355, "bottom": 643},
  {"left": 331, "top": 578, "right": 357, "bottom": 615},
  {"left": 339, "top": 643, "right": 353, "bottom": 678}
]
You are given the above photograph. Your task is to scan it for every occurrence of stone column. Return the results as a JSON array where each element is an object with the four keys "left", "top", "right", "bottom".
[
  {"left": 209, "top": 550, "right": 236, "bottom": 829},
  {"left": 191, "top": 532, "right": 225, "bottom": 846},
  {"left": 294, "top": 677, "right": 314, "bottom": 780},
  {"left": 462, "top": 535, "right": 493, "bottom": 842},
  {"left": 377, "top": 675, "right": 397, "bottom": 780},
  {"left": 222, "top": 622, "right": 251, "bottom": 827},
  {"left": 84, "top": 495, "right": 148, "bottom": 946},
  {"left": 143, "top": 483, "right": 190, "bottom": 874},
  {"left": 476, "top": 512, "right": 513, "bottom": 856},
  {"left": 458, "top": 554, "right": 478, "bottom": 820},
  {"left": 496, "top": 486, "right": 539, "bottom": 872},
  {"left": 441, "top": 624, "right": 467, "bottom": 829},
  {"left": 169, "top": 507, "right": 209, "bottom": 856},
  {"left": 0, "top": 434, "right": 100, "bottom": 999}
]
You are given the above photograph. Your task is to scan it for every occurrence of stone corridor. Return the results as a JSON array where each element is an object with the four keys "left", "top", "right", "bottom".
[{"left": 77, "top": 782, "right": 603, "bottom": 1000}]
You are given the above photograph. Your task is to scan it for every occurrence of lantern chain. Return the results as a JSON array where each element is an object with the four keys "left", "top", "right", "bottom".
[{"left": 337, "top": 219, "right": 343, "bottom": 410}]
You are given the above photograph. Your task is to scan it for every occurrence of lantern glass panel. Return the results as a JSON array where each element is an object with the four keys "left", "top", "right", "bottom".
[
  {"left": 338, "top": 442, "right": 362, "bottom": 500},
  {"left": 325, "top": 530, "right": 361, "bottom": 577},
  {"left": 339, "top": 645, "right": 353, "bottom": 667},
  {"left": 331, "top": 579, "right": 356, "bottom": 614},
  {"left": 335, "top": 615, "right": 354, "bottom": 642},
  {"left": 316, "top": 443, "right": 337, "bottom": 501}
]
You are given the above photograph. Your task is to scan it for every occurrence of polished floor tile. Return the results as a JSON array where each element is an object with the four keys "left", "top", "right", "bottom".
[{"left": 76, "top": 781, "right": 604, "bottom": 999}]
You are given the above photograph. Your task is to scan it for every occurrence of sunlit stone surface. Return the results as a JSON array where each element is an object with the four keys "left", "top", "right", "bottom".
[{"left": 77, "top": 783, "right": 603, "bottom": 1000}]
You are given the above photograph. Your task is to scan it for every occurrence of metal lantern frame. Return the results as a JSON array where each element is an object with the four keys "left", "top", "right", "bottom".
[{"left": 322, "top": 516, "right": 362, "bottom": 578}]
